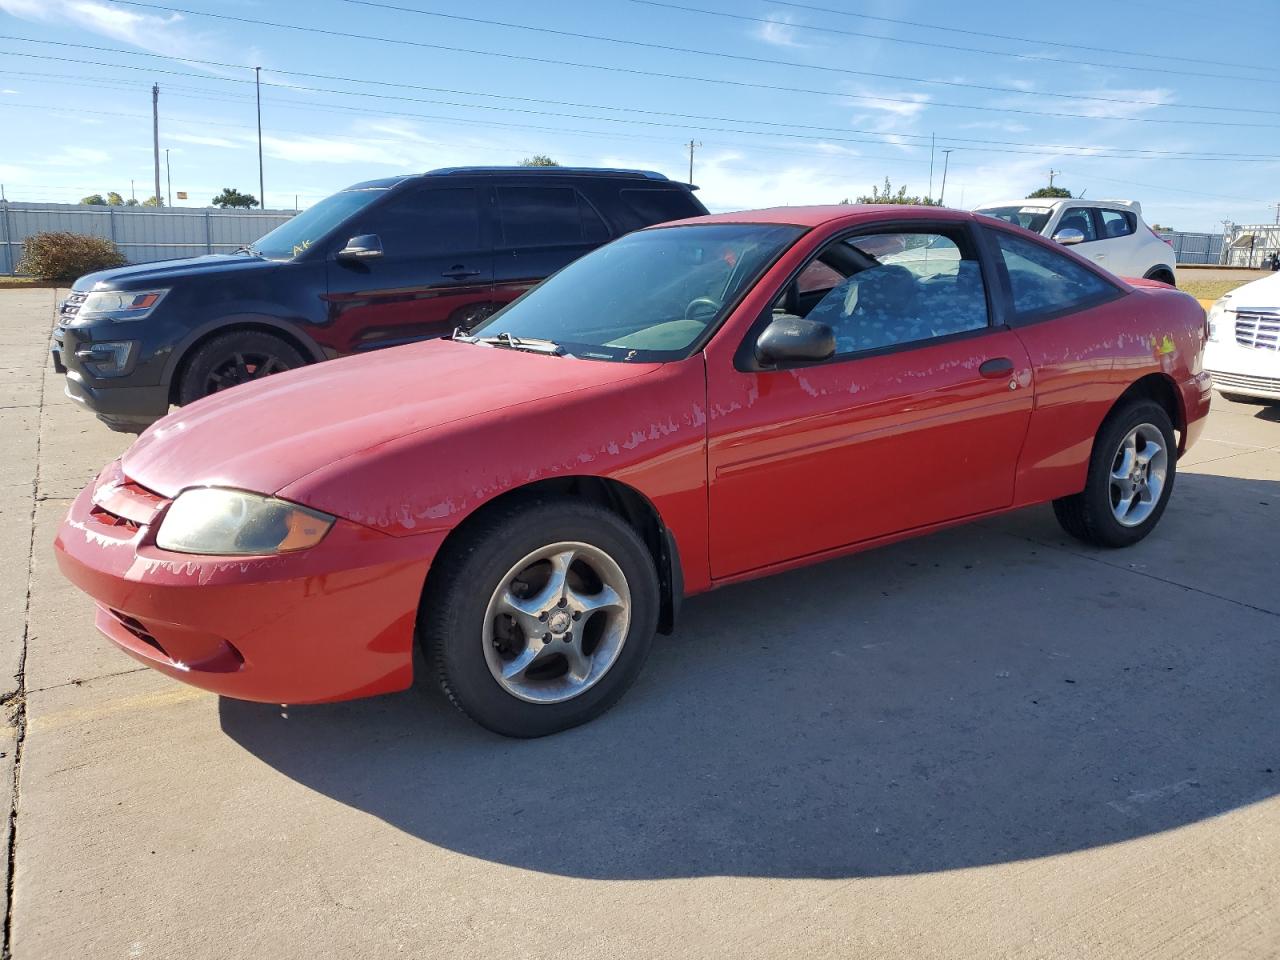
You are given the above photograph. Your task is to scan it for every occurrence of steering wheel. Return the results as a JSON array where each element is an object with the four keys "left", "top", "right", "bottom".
[{"left": 684, "top": 297, "right": 722, "bottom": 323}]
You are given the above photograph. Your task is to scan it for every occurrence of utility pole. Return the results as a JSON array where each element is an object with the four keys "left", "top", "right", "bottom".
[
  {"left": 939, "top": 149, "right": 953, "bottom": 206},
  {"left": 685, "top": 138, "right": 701, "bottom": 186},
  {"left": 130, "top": 179, "right": 136, "bottom": 202},
  {"left": 152, "top": 83, "right": 161, "bottom": 206},
  {"left": 255, "top": 67, "right": 265, "bottom": 209},
  {"left": 1048, "top": 169, "right": 1060, "bottom": 189},
  {"left": 165, "top": 148, "right": 172, "bottom": 207},
  {"left": 928, "top": 132, "right": 936, "bottom": 201}
]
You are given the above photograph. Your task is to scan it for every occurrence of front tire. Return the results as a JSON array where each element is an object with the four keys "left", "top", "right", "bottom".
[
  {"left": 176, "top": 330, "right": 305, "bottom": 405},
  {"left": 421, "top": 499, "right": 659, "bottom": 737},
  {"left": 1053, "top": 399, "right": 1177, "bottom": 548}
]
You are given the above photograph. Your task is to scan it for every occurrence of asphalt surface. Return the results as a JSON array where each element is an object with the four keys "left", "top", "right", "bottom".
[{"left": 2, "top": 287, "right": 1278, "bottom": 958}]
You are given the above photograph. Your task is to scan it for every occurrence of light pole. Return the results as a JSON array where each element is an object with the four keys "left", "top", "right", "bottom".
[
  {"left": 938, "top": 149, "right": 953, "bottom": 206},
  {"left": 165, "top": 148, "right": 172, "bottom": 207}
]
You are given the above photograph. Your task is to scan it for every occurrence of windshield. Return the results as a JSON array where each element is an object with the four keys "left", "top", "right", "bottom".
[
  {"left": 251, "top": 188, "right": 388, "bottom": 260},
  {"left": 467, "top": 223, "right": 804, "bottom": 361},
  {"left": 976, "top": 205, "right": 1052, "bottom": 234}
]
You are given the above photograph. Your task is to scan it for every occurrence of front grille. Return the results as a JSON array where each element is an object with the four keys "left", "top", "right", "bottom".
[
  {"left": 108, "top": 609, "right": 168, "bottom": 658},
  {"left": 57, "top": 291, "right": 87, "bottom": 326},
  {"left": 1235, "top": 310, "right": 1280, "bottom": 351},
  {"left": 1207, "top": 370, "right": 1280, "bottom": 393}
]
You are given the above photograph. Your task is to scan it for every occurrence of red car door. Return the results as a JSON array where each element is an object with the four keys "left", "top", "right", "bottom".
[{"left": 704, "top": 222, "right": 1034, "bottom": 580}]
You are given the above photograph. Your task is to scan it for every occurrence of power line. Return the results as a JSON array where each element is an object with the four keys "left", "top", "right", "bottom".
[
  {"left": 4, "top": 61, "right": 1274, "bottom": 164},
  {"left": 100, "top": 1, "right": 1280, "bottom": 129},
  {"left": 768, "top": 0, "right": 1276, "bottom": 75},
  {"left": 335, "top": 0, "right": 1280, "bottom": 111},
  {"left": 628, "top": 0, "right": 1280, "bottom": 88}
]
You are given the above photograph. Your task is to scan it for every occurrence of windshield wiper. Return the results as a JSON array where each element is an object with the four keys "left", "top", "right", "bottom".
[{"left": 452, "top": 330, "right": 564, "bottom": 355}]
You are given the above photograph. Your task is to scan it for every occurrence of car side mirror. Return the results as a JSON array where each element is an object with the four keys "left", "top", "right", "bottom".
[
  {"left": 337, "top": 234, "right": 383, "bottom": 259},
  {"left": 755, "top": 316, "right": 836, "bottom": 366},
  {"left": 1052, "top": 227, "right": 1086, "bottom": 246}
]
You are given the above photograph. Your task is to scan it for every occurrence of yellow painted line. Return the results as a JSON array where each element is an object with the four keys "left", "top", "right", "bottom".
[{"left": 28, "top": 685, "right": 209, "bottom": 732}]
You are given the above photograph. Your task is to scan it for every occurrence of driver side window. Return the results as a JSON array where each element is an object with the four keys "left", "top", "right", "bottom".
[{"left": 791, "top": 228, "right": 990, "bottom": 358}]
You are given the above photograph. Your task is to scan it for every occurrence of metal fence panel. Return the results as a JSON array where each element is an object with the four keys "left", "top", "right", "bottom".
[
  {"left": 0, "top": 201, "right": 296, "bottom": 274},
  {"left": 1156, "top": 231, "right": 1224, "bottom": 265}
]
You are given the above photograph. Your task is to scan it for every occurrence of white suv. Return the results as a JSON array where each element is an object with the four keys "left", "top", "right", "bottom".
[
  {"left": 974, "top": 199, "right": 1176, "bottom": 285},
  {"left": 1205, "top": 271, "right": 1280, "bottom": 402}
]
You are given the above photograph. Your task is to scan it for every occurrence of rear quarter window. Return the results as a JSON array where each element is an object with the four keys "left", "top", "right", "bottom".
[{"left": 618, "top": 188, "right": 702, "bottom": 230}]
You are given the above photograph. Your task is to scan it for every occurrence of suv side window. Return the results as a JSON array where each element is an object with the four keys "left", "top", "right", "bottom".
[
  {"left": 618, "top": 188, "right": 699, "bottom": 229},
  {"left": 1097, "top": 208, "right": 1136, "bottom": 239},
  {"left": 795, "top": 227, "right": 990, "bottom": 357},
  {"left": 990, "top": 229, "right": 1117, "bottom": 320},
  {"left": 366, "top": 187, "right": 481, "bottom": 256},
  {"left": 496, "top": 186, "right": 608, "bottom": 248},
  {"left": 1054, "top": 207, "right": 1097, "bottom": 243}
]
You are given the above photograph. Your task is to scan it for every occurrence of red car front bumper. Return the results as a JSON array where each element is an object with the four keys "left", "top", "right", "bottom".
[{"left": 54, "top": 464, "right": 442, "bottom": 704}]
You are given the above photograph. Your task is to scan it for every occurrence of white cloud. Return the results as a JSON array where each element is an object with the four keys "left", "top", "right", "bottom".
[
  {"left": 1, "top": 88, "right": 17, "bottom": 95},
  {"left": 46, "top": 146, "right": 111, "bottom": 167},
  {"left": 170, "top": 133, "right": 241, "bottom": 149},
  {"left": 0, "top": 0, "right": 218, "bottom": 65},
  {"left": 753, "top": 14, "right": 806, "bottom": 49}
]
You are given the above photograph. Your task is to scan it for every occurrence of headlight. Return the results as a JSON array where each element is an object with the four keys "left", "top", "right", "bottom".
[
  {"left": 156, "top": 488, "right": 334, "bottom": 556},
  {"left": 78, "top": 287, "right": 169, "bottom": 322},
  {"left": 1206, "top": 297, "right": 1231, "bottom": 342}
]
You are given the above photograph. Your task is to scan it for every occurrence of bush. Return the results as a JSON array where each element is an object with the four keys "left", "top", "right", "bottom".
[{"left": 16, "top": 232, "right": 127, "bottom": 280}]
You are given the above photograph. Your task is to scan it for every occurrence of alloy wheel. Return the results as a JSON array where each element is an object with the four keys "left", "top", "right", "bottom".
[
  {"left": 482, "top": 541, "right": 631, "bottom": 705},
  {"left": 1109, "top": 422, "right": 1168, "bottom": 527}
]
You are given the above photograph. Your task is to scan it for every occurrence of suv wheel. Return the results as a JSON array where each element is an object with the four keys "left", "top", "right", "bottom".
[{"left": 177, "top": 330, "right": 306, "bottom": 405}]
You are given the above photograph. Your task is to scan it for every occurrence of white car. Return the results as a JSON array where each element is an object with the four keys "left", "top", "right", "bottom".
[
  {"left": 974, "top": 199, "right": 1176, "bottom": 286},
  {"left": 1205, "top": 271, "right": 1280, "bottom": 402}
]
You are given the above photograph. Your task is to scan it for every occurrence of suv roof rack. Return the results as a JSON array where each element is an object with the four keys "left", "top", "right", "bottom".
[{"left": 424, "top": 166, "right": 673, "bottom": 182}]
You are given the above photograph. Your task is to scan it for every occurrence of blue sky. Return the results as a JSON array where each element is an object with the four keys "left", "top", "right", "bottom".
[{"left": 0, "top": 0, "right": 1277, "bottom": 230}]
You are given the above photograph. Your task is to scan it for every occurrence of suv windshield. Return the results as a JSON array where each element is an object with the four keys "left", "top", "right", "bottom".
[
  {"left": 976, "top": 205, "right": 1053, "bottom": 234},
  {"left": 252, "top": 188, "right": 388, "bottom": 260},
  {"left": 467, "top": 222, "right": 803, "bottom": 361}
]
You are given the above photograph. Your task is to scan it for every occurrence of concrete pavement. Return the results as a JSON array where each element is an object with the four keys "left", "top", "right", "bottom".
[{"left": 2, "top": 288, "right": 1278, "bottom": 958}]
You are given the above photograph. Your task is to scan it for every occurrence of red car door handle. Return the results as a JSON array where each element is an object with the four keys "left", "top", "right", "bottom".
[{"left": 979, "top": 357, "right": 1014, "bottom": 379}]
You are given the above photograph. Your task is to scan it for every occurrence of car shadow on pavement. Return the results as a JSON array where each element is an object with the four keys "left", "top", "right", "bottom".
[{"left": 220, "top": 472, "right": 1280, "bottom": 880}]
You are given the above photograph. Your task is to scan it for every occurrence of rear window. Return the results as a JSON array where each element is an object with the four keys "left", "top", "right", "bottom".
[
  {"left": 497, "top": 186, "right": 608, "bottom": 248},
  {"left": 619, "top": 188, "right": 700, "bottom": 229}
]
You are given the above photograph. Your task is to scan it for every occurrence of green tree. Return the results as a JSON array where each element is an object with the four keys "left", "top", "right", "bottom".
[
  {"left": 1027, "top": 185, "right": 1072, "bottom": 199},
  {"left": 106, "top": 192, "right": 125, "bottom": 206},
  {"left": 855, "top": 177, "right": 939, "bottom": 206},
  {"left": 518, "top": 155, "right": 560, "bottom": 167},
  {"left": 79, "top": 194, "right": 106, "bottom": 206},
  {"left": 211, "top": 187, "right": 259, "bottom": 209},
  {"left": 142, "top": 195, "right": 164, "bottom": 207},
  {"left": 125, "top": 198, "right": 140, "bottom": 207}
]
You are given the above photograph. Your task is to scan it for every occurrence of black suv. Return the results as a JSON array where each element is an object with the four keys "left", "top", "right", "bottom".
[{"left": 52, "top": 166, "right": 707, "bottom": 432}]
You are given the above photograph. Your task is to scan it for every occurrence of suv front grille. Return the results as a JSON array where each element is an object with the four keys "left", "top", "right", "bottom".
[
  {"left": 1235, "top": 310, "right": 1280, "bottom": 351},
  {"left": 58, "top": 291, "right": 87, "bottom": 327}
]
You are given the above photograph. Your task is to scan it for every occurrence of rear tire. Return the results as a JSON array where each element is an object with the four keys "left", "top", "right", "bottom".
[
  {"left": 1053, "top": 399, "right": 1177, "bottom": 548},
  {"left": 176, "top": 330, "right": 305, "bottom": 405},
  {"left": 420, "top": 498, "right": 659, "bottom": 738}
]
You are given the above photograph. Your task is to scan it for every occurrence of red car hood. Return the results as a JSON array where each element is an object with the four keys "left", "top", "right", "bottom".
[{"left": 123, "top": 340, "right": 659, "bottom": 499}]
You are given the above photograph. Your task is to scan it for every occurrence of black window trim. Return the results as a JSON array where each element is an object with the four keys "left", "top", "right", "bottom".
[
  {"left": 492, "top": 182, "right": 611, "bottom": 252},
  {"left": 734, "top": 217, "right": 1008, "bottom": 373},
  {"left": 977, "top": 221, "right": 1127, "bottom": 328}
]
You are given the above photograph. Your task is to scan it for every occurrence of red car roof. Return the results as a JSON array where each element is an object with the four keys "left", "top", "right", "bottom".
[{"left": 654, "top": 204, "right": 977, "bottom": 229}]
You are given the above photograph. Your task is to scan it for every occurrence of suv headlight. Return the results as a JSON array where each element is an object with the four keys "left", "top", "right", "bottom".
[
  {"left": 1206, "top": 297, "right": 1231, "bottom": 342},
  {"left": 78, "top": 287, "right": 169, "bottom": 322},
  {"left": 156, "top": 488, "right": 334, "bottom": 556}
]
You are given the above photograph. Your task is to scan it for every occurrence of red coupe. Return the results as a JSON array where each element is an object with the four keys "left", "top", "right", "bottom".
[{"left": 55, "top": 205, "right": 1211, "bottom": 736}]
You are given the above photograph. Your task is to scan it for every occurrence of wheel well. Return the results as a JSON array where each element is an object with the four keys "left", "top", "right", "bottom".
[
  {"left": 423, "top": 476, "right": 684, "bottom": 635},
  {"left": 1144, "top": 266, "right": 1175, "bottom": 286},
  {"left": 167, "top": 322, "right": 317, "bottom": 405},
  {"left": 1115, "top": 373, "right": 1185, "bottom": 448}
]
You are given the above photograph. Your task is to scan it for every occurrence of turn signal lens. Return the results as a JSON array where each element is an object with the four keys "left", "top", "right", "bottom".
[{"left": 156, "top": 488, "right": 334, "bottom": 556}]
